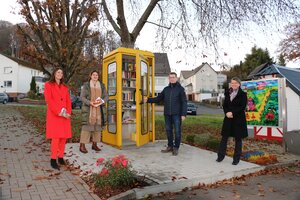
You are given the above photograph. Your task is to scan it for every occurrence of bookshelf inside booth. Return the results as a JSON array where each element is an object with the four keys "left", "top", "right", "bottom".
[{"left": 121, "top": 55, "right": 137, "bottom": 144}]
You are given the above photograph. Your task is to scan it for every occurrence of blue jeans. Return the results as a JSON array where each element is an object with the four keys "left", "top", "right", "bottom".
[{"left": 164, "top": 115, "right": 182, "bottom": 149}]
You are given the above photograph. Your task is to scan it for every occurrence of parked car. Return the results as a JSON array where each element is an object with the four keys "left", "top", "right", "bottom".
[
  {"left": 187, "top": 102, "right": 197, "bottom": 115},
  {"left": 0, "top": 92, "right": 9, "bottom": 104},
  {"left": 71, "top": 95, "right": 82, "bottom": 109}
]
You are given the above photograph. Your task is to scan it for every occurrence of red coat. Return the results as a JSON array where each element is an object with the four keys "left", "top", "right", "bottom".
[{"left": 44, "top": 82, "right": 72, "bottom": 139}]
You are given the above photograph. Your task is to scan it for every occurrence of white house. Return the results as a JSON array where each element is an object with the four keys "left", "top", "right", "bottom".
[
  {"left": 180, "top": 62, "right": 218, "bottom": 101},
  {"left": 0, "top": 54, "right": 45, "bottom": 99},
  {"left": 153, "top": 53, "right": 171, "bottom": 95}
]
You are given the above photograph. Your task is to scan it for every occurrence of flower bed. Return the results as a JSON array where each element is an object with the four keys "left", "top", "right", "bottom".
[
  {"left": 86, "top": 155, "right": 149, "bottom": 199},
  {"left": 227, "top": 149, "right": 278, "bottom": 165}
]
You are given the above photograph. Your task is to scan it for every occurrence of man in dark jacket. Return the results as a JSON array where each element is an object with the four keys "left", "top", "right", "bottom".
[{"left": 144, "top": 72, "right": 187, "bottom": 156}]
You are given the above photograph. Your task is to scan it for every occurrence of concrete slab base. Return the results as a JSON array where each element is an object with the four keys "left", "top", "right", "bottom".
[{"left": 65, "top": 140, "right": 264, "bottom": 199}]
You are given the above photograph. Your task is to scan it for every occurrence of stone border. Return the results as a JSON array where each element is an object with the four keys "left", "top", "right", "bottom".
[{"left": 108, "top": 159, "right": 300, "bottom": 200}]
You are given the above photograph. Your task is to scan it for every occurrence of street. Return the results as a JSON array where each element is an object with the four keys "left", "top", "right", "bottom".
[
  {"left": 155, "top": 104, "right": 224, "bottom": 115},
  {"left": 151, "top": 165, "right": 300, "bottom": 200}
]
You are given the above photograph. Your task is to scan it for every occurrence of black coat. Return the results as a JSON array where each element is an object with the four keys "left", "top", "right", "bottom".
[
  {"left": 147, "top": 82, "right": 187, "bottom": 116},
  {"left": 221, "top": 87, "right": 248, "bottom": 139}
]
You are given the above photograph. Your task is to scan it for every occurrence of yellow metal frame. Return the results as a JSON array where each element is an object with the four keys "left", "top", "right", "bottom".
[{"left": 102, "top": 47, "right": 155, "bottom": 148}]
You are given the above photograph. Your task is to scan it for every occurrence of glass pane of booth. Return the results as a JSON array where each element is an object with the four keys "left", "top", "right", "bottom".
[
  {"left": 108, "top": 62, "right": 117, "bottom": 96},
  {"left": 122, "top": 55, "right": 137, "bottom": 143},
  {"left": 149, "top": 65, "right": 153, "bottom": 132},
  {"left": 107, "top": 100, "right": 116, "bottom": 133},
  {"left": 141, "top": 60, "right": 148, "bottom": 135}
]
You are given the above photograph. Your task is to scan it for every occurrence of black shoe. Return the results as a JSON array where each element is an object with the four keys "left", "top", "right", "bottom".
[
  {"left": 58, "top": 157, "right": 66, "bottom": 165},
  {"left": 232, "top": 160, "right": 239, "bottom": 165},
  {"left": 216, "top": 157, "right": 224, "bottom": 162},
  {"left": 161, "top": 146, "right": 173, "bottom": 153},
  {"left": 172, "top": 148, "right": 178, "bottom": 156},
  {"left": 50, "top": 159, "right": 60, "bottom": 170}
]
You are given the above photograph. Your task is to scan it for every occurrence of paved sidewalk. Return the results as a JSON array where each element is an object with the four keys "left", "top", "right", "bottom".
[
  {"left": 65, "top": 142, "right": 265, "bottom": 199},
  {"left": 0, "top": 106, "right": 99, "bottom": 200}
]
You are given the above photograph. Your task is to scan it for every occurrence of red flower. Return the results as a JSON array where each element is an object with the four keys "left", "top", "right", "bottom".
[
  {"left": 121, "top": 159, "right": 128, "bottom": 167},
  {"left": 96, "top": 158, "right": 105, "bottom": 166},
  {"left": 99, "top": 167, "right": 109, "bottom": 176}
]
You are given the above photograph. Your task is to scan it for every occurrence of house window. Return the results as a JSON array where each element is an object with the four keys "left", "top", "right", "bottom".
[
  {"left": 4, "top": 67, "right": 12, "bottom": 74},
  {"left": 4, "top": 81, "right": 12, "bottom": 88}
]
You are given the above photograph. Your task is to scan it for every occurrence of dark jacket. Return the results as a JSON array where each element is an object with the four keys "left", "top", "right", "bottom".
[
  {"left": 147, "top": 82, "right": 187, "bottom": 116},
  {"left": 221, "top": 87, "right": 248, "bottom": 139}
]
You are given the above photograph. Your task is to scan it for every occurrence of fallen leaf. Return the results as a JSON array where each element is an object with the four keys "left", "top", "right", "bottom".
[{"left": 33, "top": 176, "right": 50, "bottom": 180}]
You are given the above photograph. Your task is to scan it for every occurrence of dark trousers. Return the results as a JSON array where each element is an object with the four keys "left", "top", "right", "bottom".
[
  {"left": 217, "top": 136, "right": 242, "bottom": 162},
  {"left": 164, "top": 115, "right": 181, "bottom": 149}
]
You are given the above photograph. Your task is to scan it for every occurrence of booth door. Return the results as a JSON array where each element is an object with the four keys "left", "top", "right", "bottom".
[
  {"left": 136, "top": 56, "right": 151, "bottom": 146},
  {"left": 102, "top": 60, "right": 121, "bottom": 147}
]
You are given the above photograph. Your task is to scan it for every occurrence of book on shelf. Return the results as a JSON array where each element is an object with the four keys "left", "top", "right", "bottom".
[
  {"left": 122, "top": 91, "right": 134, "bottom": 101},
  {"left": 122, "top": 79, "right": 136, "bottom": 87}
]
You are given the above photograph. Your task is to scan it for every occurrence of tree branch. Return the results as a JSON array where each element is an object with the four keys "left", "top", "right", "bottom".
[
  {"left": 101, "top": 0, "right": 121, "bottom": 36},
  {"left": 131, "top": 0, "right": 160, "bottom": 42}
]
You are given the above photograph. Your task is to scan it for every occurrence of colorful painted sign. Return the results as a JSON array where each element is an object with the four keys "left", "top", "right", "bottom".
[{"left": 241, "top": 79, "right": 279, "bottom": 127}]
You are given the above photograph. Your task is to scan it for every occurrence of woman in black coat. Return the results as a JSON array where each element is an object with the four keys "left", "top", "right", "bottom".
[{"left": 216, "top": 77, "right": 248, "bottom": 165}]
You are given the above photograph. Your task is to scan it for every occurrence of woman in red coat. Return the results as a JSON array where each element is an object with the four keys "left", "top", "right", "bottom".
[{"left": 44, "top": 67, "right": 72, "bottom": 170}]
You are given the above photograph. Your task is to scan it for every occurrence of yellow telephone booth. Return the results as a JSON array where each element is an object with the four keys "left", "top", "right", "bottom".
[{"left": 102, "top": 47, "right": 155, "bottom": 148}]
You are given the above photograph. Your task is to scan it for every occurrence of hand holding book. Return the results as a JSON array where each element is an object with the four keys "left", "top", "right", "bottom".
[
  {"left": 59, "top": 108, "right": 71, "bottom": 118},
  {"left": 92, "top": 97, "right": 105, "bottom": 107}
]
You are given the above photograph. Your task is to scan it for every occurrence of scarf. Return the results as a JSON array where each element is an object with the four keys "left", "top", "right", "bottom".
[
  {"left": 89, "top": 81, "right": 102, "bottom": 125},
  {"left": 229, "top": 88, "right": 238, "bottom": 102}
]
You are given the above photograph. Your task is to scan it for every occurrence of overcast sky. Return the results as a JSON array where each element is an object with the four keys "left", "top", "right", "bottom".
[{"left": 1, "top": 1, "right": 298, "bottom": 73}]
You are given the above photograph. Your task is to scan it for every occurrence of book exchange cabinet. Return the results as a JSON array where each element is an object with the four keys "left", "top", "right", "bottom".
[{"left": 102, "top": 48, "right": 155, "bottom": 148}]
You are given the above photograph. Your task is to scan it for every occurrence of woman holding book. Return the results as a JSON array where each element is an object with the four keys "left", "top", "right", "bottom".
[
  {"left": 79, "top": 70, "right": 108, "bottom": 153},
  {"left": 44, "top": 67, "right": 72, "bottom": 170}
]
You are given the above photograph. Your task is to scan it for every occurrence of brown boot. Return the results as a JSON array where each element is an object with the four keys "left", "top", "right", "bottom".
[
  {"left": 79, "top": 143, "right": 88, "bottom": 154},
  {"left": 92, "top": 142, "right": 101, "bottom": 151}
]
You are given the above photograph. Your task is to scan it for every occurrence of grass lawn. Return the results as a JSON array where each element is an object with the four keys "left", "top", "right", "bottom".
[
  {"left": 15, "top": 105, "right": 82, "bottom": 142},
  {"left": 15, "top": 105, "right": 223, "bottom": 144}
]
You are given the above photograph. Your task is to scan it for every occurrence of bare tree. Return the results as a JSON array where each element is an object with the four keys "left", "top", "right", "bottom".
[
  {"left": 69, "top": 30, "right": 120, "bottom": 92},
  {"left": 17, "top": 0, "right": 100, "bottom": 82},
  {"left": 0, "top": 20, "right": 14, "bottom": 55},
  {"left": 100, "top": 0, "right": 299, "bottom": 49},
  {"left": 279, "top": 23, "right": 300, "bottom": 62}
]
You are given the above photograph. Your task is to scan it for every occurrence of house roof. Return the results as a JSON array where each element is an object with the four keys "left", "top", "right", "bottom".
[
  {"left": 1, "top": 54, "right": 41, "bottom": 71},
  {"left": 276, "top": 66, "right": 300, "bottom": 96},
  {"left": 247, "top": 62, "right": 269, "bottom": 80},
  {"left": 154, "top": 53, "right": 171, "bottom": 76},
  {"left": 248, "top": 63, "right": 300, "bottom": 96},
  {"left": 181, "top": 70, "right": 195, "bottom": 79},
  {"left": 180, "top": 62, "right": 214, "bottom": 79}
]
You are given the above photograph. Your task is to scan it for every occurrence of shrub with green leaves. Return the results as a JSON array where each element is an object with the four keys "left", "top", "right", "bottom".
[
  {"left": 185, "top": 134, "right": 195, "bottom": 144},
  {"left": 194, "top": 133, "right": 211, "bottom": 146}
]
